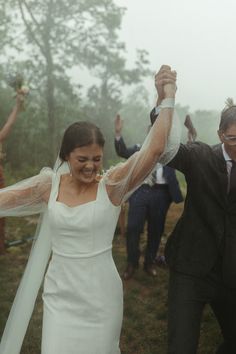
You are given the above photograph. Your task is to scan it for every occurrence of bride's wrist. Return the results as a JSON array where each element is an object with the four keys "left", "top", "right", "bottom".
[
  {"left": 160, "top": 97, "right": 175, "bottom": 109},
  {"left": 163, "top": 83, "right": 176, "bottom": 100},
  {"left": 164, "top": 90, "right": 176, "bottom": 99}
]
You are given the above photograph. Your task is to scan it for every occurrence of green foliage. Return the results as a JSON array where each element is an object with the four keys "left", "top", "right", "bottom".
[
  {"left": 0, "top": 0, "right": 222, "bottom": 176},
  {"left": 0, "top": 0, "right": 150, "bottom": 168}
]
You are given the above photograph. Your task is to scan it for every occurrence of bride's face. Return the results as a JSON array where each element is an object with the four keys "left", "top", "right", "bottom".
[{"left": 67, "top": 144, "right": 103, "bottom": 184}]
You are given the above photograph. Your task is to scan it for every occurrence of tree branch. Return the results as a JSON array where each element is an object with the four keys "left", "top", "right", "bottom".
[
  {"left": 18, "top": 0, "right": 46, "bottom": 58},
  {"left": 21, "top": 0, "right": 42, "bottom": 31}
]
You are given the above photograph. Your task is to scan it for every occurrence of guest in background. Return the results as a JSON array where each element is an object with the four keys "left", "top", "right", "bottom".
[
  {"left": 184, "top": 114, "right": 197, "bottom": 142},
  {"left": 114, "top": 114, "right": 183, "bottom": 280},
  {"left": 0, "top": 90, "right": 26, "bottom": 254}
]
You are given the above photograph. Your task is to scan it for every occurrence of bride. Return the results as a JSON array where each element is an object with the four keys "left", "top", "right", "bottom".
[{"left": 0, "top": 65, "right": 179, "bottom": 354}]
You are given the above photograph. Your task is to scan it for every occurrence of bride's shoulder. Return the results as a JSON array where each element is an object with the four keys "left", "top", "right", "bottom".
[{"left": 39, "top": 167, "right": 55, "bottom": 179}]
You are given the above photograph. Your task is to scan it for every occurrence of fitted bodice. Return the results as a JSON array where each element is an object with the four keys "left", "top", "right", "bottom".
[{"left": 47, "top": 174, "right": 121, "bottom": 258}]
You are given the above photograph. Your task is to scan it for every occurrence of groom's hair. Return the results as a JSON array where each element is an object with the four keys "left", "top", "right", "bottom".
[
  {"left": 59, "top": 121, "right": 105, "bottom": 161},
  {"left": 219, "top": 98, "right": 236, "bottom": 132}
]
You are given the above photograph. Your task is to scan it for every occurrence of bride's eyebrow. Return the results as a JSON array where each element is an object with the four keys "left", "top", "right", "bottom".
[{"left": 76, "top": 155, "right": 102, "bottom": 159}]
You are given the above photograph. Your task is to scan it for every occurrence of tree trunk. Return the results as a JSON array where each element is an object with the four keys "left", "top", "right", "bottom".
[
  {"left": 46, "top": 61, "right": 57, "bottom": 165},
  {"left": 44, "top": 0, "right": 57, "bottom": 165}
]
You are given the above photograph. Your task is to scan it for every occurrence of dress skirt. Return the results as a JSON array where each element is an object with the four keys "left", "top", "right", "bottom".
[{"left": 41, "top": 250, "right": 123, "bottom": 354}]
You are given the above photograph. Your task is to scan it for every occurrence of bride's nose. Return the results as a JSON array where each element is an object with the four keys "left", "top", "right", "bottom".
[{"left": 84, "top": 160, "right": 94, "bottom": 169}]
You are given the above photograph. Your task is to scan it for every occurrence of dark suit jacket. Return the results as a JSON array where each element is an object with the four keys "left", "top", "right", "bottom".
[
  {"left": 114, "top": 136, "right": 183, "bottom": 204},
  {"left": 166, "top": 142, "right": 236, "bottom": 283},
  {"left": 114, "top": 136, "right": 140, "bottom": 158}
]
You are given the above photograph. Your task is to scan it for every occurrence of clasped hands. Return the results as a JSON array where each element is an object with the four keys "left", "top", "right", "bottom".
[{"left": 155, "top": 65, "right": 177, "bottom": 102}]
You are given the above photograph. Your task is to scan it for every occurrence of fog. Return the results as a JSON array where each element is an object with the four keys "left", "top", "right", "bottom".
[
  {"left": 114, "top": 0, "right": 236, "bottom": 111},
  {"left": 0, "top": 0, "right": 233, "bottom": 168}
]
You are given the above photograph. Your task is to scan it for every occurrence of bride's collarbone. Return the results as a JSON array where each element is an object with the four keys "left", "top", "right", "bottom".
[{"left": 57, "top": 181, "right": 98, "bottom": 206}]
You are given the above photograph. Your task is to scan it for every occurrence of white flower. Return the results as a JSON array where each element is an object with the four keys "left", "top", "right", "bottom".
[{"left": 20, "top": 85, "right": 30, "bottom": 95}]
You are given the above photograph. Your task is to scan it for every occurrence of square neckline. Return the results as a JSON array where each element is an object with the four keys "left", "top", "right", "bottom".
[{"left": 55, "top": 174, "right": 100, "bottom": 209}]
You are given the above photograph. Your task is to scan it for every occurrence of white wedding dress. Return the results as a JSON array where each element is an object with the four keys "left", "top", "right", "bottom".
[{"left": 41, "top": 174, "right": 122, "bottom": 354}]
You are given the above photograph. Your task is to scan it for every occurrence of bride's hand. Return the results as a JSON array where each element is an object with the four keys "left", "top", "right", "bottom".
[{"left": 15, "top": 87, "right": 29, "bottom": 112}]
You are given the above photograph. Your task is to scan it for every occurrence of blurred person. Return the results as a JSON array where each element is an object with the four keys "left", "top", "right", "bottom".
[
  {"left": 117, "top": 203, "right": 126, "bottom": 238},
  {"left": 0, "top": 65, "right": 178, "bottom": 354},
  {"left": 0, "top": 90, "right": 26, "bottom": 254},
  {"left": 114, "top": 113, "right": 183, "bottom": 280},
  {"left": 152, "top": 66, "right": 236, "bottom": 354},
  {"left": 184, "top": 114, "right": 197, "bottom": 142}
]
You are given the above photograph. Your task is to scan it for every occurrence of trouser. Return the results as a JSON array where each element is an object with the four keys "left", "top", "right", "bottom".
[
  {"left": 126, "top": 184, "right": 171, "bottom": 267},
  {"left": 168, "top": 268, "right": 236, "bottom": 354}
]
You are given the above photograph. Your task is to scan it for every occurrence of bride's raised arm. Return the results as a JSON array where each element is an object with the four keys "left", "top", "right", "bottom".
[{"left": 105, "top": 65, "right": 180, "bottom": 205}]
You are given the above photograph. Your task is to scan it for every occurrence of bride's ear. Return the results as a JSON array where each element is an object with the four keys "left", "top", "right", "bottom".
[{"left": 67, "top": 161, "right": 72, "bottom": 177}]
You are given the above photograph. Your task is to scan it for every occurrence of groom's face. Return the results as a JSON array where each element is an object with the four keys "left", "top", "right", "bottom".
[{"left": 218, "top": 123, "right": 236, "bottom": 158}]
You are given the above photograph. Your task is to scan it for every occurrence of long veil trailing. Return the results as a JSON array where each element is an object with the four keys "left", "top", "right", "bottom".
[
  {"left": 0, "top": 104, "right": 181, "bottom": 354},
  {"left": 0, "top": 162, "right": 69, "bottom": 354}
]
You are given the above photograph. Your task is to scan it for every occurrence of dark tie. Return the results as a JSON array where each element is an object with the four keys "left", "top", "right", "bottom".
[
  {"left": 223, "top": 160, "right": 236, "bottom": 287},
  {"left": 229, "top": 160, "right": 236, "bottom": 200}
]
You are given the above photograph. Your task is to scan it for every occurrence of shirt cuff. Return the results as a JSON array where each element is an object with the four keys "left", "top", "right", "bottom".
[{"left": 154, "top": 106, "right": 161, "bottom": 116}]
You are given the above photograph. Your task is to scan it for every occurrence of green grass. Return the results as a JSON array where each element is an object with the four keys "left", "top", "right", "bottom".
[{"left": 0, "top": 204, "right": 221, "bottom": 353}]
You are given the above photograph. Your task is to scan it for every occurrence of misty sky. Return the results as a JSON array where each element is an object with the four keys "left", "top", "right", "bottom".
[{"left": 113, "top": 0, "right": 236, "bottom": 112}]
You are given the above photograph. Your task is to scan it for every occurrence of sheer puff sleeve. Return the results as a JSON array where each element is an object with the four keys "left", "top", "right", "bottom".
[
  {"left": 0, "top": 167, "right": 53, "bottom": 217},
  {"left": 104, "top": 107, "right": 181, "bottom": 205}
]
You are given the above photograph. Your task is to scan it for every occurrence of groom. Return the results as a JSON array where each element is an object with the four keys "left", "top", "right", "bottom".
[{"left": 152, "top": 65, "right": 236, "bottom": 353}]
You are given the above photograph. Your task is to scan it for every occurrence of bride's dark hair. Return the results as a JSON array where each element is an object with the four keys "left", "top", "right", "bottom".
[{"left": 59, "top": 121, "right": 105, "bottom": 161}]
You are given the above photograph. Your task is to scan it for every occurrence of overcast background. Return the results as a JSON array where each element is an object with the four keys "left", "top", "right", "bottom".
[{"left": 112, "top": 0, "right": 236, "bottom": 111}]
